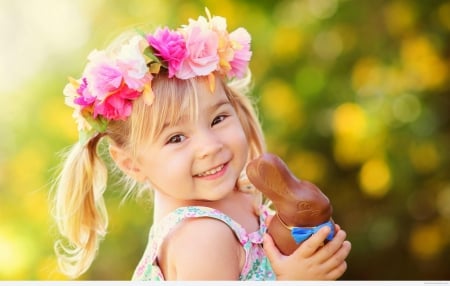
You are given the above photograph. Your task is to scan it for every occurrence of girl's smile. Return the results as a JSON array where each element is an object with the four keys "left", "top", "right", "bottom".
[{"left": 194, "top": 162, "right": 228, "bottom": 179}]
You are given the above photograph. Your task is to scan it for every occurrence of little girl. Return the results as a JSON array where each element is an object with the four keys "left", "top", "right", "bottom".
[{"left": 53, "top": 10, "right": 351, "bottom": 280}]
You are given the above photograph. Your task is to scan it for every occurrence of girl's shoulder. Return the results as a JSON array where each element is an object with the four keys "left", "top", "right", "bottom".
[{"left": 160, "top": 212, "right": 244, "bottom": 279}]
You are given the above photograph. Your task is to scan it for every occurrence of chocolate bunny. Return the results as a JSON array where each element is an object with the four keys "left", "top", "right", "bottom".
[{"left": 246, "top": 153, "right": 335, "bottom": 255}]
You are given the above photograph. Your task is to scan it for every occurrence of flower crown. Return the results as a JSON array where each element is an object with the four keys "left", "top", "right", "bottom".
[{"left": 64, "top": 9, "right": 252, "bottom": 144}]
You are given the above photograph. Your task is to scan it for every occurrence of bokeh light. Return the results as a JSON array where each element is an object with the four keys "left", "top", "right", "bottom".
[
  {"left": 409, "top": 222, "right": 446, "bottom": 260},
  {"left": 359, "top": 158, "right": 392, "bottom": 198}
]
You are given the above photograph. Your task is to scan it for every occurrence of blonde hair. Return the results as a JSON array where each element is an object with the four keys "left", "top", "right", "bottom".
[{"left": 52, "top": 40, "right": 265, "bottom": 279}]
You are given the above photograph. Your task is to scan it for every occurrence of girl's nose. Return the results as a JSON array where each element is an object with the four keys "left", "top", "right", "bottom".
[{"left": 195, "top": 129, "right": 223, "bottom": 159}]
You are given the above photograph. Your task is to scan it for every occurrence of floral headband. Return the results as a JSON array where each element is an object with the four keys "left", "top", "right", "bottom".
[{"left": 64, "top": 9, "right": 252, "bottom": 144}]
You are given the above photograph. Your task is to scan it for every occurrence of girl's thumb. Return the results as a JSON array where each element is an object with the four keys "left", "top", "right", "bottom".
[{"left": 263, "top": 233, "right": 283, "bottom": 262}]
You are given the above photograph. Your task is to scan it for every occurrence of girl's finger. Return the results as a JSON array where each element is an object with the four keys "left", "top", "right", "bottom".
[
  {"left": 263, "top": 233, "right": 283, "bottom": 263},
  {"left": 325, "top": 260, "right": 348, "bottom": 280},
  {"left": 320, "top": 239, "right": 352, "bottom": 271},
  {"left": 316, "top": 229, "right": 348, "bottom": 263},
  {"left": 293, "top": 226, "right": 332, "bottom": 258}
]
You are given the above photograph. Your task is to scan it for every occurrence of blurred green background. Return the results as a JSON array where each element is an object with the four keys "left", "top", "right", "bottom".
[{"left": 0, "top": 0, "right": 449, "bottom": 280}]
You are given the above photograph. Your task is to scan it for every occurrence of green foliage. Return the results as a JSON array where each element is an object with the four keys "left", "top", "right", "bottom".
[{"left": 0, "top": 0, "right": 448, "bottom": 280}]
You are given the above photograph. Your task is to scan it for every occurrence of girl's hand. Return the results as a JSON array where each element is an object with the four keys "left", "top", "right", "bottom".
[{"left": 263, "top": 224, "right": 351, "bottom": 280}]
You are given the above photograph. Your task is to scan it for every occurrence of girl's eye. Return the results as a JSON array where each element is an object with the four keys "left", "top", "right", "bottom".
[
  {"left": 167, "top": 134, "right": 186, "bottom": 144},
  {"left": 211, "top": 115, "right": 227, "bottom": 126}
]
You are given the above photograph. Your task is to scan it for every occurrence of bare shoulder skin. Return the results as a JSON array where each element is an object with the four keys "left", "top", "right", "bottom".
[{"left": 158, "top": 216, "right": 245, "bottom": 280}]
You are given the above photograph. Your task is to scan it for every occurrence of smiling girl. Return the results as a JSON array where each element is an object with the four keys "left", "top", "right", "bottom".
[{"left": 52, "top": 9, "right": 351, "bottom": 281}]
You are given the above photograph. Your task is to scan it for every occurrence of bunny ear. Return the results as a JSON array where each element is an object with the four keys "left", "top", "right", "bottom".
[{"left": 246, "top": 154, "right": 289, "bottom": 200}]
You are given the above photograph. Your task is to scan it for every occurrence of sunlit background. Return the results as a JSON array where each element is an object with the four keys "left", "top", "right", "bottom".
[{"left": 0, "top": 0, "right": 449, "bottom": 280}]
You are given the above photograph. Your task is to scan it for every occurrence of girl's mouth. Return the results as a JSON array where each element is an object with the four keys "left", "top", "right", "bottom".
[{"left": 195, "top": 163, "right": 227, "bottom": 178}]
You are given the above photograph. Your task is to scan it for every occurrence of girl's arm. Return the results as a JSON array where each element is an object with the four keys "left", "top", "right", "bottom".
[
  {"left": 159, "top": 217, "right": 244, "bottom": 280},
  {"left": 263, "top": 224, "right": 351, "bottom": 280}
]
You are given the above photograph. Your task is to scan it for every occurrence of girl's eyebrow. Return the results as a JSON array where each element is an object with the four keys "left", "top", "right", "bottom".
[
  {"left": 208, "top": 99, "right": 231, "bottom": 113},
  {"left": 161, "top": 100, "right": 231, "bottom": 129}
]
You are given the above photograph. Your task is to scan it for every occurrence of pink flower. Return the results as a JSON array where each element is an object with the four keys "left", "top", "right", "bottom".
[
  {"left": 73, "top": 78, "right": 96, "bottom": 107},
  {"left": 78, "top": 38, "right": 153, "bottom": 120},
  {"left": 93, "top": 84, "right": 141, "bottom": 120},
  {"left": 176, "top": 18, "right": 220, "bottom": 79},
  {"left": 148, "top": 28, "right": 187, "bottom": 78},
  {"left": 209, "top": 15, "right": 227, "bottom": 32},
  {"left": 116, "top": 36, "right": 152, "bottom": 89},
  {"left": 84, "top": 50, "right": 123, "bottom": 101},
  {"left": 228, "top": 28, "right": 252, "bottom": 78}
]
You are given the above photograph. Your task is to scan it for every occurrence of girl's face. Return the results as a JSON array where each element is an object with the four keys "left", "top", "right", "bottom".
[{"left": 136, "top": 80, "right": 249, "bottom": 202}]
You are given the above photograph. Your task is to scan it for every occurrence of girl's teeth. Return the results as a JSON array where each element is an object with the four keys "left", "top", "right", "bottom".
[{"left": 197, "top": 165, "right": 224, "bottom": 177}]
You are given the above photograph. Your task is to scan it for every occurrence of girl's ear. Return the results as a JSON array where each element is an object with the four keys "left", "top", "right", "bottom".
[{"left": 109, "top": 144, "right": 146, "bottom": 182}]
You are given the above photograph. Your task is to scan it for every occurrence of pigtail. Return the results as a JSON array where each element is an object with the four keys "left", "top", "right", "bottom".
[{"left": 53, "top": 134, "right": 108, "bottom": 278}]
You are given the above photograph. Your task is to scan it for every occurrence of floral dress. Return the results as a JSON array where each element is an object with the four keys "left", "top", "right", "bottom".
[{"left": 132, "top": 205, "right": 276, "bottom": 280}]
